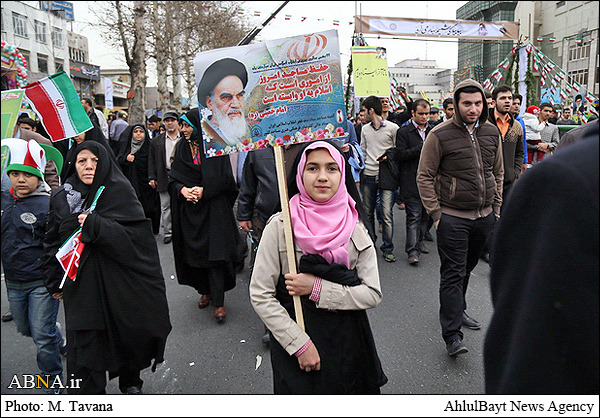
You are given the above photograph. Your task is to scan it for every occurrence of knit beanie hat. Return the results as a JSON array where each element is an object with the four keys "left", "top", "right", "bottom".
[
  {"left": 1, "top": 138, "right": 63, "bottom": 179},
  {"left": 526, "top": 105, "right": 540, "bottom": 115}
]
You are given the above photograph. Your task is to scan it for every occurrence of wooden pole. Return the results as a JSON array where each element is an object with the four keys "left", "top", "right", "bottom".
[{"left": 273, "top": 145, "right": 305, "bottom": 331}]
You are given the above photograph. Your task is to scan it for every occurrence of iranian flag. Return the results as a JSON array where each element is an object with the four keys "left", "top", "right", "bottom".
[
  {"left": 560, "top": 90, "right": 568, "bottom": 101},
  {"left": 23, "top": 71, "right": 92, "bottom": 143},
  {"left": 55, "top": 186, "right": 104, "bottom": 288},
  {"left": 55, "top": 228, "right": 84, "bottom": 283},
  {"left": 565, "top": 83, "right": 572, "bottom": 94},
  {"left": 585, "top": 92, "right": 597, "bottom": 103}
]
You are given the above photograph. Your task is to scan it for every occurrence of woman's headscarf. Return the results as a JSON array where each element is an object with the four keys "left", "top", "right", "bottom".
[
  {"left": 289, "top": 140, "right": 359, "bottom": 267},
  {"left": 169, "top": 108, "right": 205, "bottom": 186},
  {"left": 127, "top": 123, "right": 149, "bottom": 155},
  {"left": 63, "top": 141, "right": 146, "bottom": 221},
  {"left": 180, "top": 108, "right": 201, "bottom": 139}
]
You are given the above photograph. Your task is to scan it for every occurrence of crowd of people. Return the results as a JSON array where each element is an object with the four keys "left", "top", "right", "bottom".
[{"left": 1, "top": 79, "right": 598, "bottom": 395}]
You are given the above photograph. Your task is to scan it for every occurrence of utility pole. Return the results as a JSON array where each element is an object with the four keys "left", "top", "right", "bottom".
[{"left": 237, "top": 1, "right": 289, "bottom": 46}]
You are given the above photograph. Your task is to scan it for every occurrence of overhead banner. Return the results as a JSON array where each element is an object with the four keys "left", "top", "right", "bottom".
[
  {"left": 1, "top": 89, "right": 24, "bottom": 139},
  {"left": 355, "top": 16, "right": 519, "bottom": 40},
  {"left": 193, "top": 30, "right": 347, "bottom": 157},
  {"left": 351, "top": 46, "right": 390, "bottom": 97}
]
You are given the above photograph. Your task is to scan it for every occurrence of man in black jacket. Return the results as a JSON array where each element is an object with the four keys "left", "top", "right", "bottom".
[
  {"left": 393, "top": 99, "right": 433, "bottom": 265},
  {"left": 481, "top": 85, "right": 524, "bottom": 263},
  {"left": 485, "top": 124, "right": 598, "bottom": 394},
  {"left": 148, "top": 111, "right": 181, "bottom": 244}
]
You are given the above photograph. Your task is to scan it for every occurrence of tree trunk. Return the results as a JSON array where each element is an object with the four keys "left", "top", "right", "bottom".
[
  {"left": 183, "top": 42, "right": 195, "bottom": 105},
  {"left": 170, "top": 45, "right": 182, "bottom": 112},
  {"left": 128, "top": 1, "right": 147, "bottom": 125},
  {"left": 152, "top": 1, "right": 168, "bottom": 115}
]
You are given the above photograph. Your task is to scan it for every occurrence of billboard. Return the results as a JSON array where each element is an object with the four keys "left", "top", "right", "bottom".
[
  {"left": 193, "top": 30, "right": 347, "bottom": 157},
  {"left": 40, "top": 1, "right": 74, "bottom": 21}
]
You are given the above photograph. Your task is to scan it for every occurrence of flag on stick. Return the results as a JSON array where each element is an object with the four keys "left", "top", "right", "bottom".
[
  {"left": 55, "top": 186, "right": 105, "bottom": 288},
  {"left": 585, "top": 92, "right": 597, "bottom": 103},
  {"left": 23, "top": 71, "right": 92, "bottom": 143},
  {"left": 559, "top": 90, "right": 568, "bottom": 101},
  {"left": 56, "top": 228, "right": 85, "bottom": 284}
]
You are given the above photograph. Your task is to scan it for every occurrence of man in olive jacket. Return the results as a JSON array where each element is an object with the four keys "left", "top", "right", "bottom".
[{"left": 417, "top": 79, "right": 504, "bottom": 357}]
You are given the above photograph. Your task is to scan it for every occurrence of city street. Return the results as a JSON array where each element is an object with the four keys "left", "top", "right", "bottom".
[{"left": 1, "top": 204, "right": 494, "bottom": 395}]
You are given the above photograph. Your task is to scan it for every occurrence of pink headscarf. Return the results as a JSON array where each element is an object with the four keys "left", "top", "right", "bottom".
[{"left": 289, "top": 141, "right": 359, "bottom": 267}]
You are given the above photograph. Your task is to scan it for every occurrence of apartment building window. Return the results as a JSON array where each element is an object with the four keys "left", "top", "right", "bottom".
[
  {"left": 20, "top": 50, "right": 30, "bottom": 67},
  {"left": 52, "top": 27, "right": 63, "bottom": 48},
  {"left": 38, "top": 54, "right": 49, "bottom": 74},
  {"left": 69, "top": 47, "right": 86, "bottom": 62},
  {"left": 35, "top": 20, "right": 47, "bottom": 44},
  {"left": 55, "top": 58, "right": 64, "bottom": 73},
  {"left": 568, "top": 69, "right": 589, "bottom": 87},
  {"left": 12, "top": 12, "right": 28, "bottom": 38},
  {"left": 569, "top": 41, "right": 591, "bottom": 61},
  {"left": 556, "top": 1, "right": 565, "bottom": 8}
]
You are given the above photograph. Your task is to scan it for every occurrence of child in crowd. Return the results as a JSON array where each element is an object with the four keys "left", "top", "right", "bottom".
[
  {"left": 522, "top": 105, "right": 546, "bottom": 164},
  {"left": 1, "top": 139, "right": 65, "bottom": 394},
  {"left": 249, "top": 139, "right": 387, "bottom": 394}
]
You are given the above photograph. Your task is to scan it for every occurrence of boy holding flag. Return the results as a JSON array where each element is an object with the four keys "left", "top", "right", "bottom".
[{"left": 1, "top": 138, "right": 65, "bottom": 393}]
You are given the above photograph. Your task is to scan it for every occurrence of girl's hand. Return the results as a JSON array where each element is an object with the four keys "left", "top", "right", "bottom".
[
  {"left": 297, "top": 343, "right": 321, "bottom": 372},
  {"left": 284, "top": 273, "right": 316, "bottom": 296}
]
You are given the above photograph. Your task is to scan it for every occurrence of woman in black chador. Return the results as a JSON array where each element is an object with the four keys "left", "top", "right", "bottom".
[
  {"left": 168, "top": 108, "right": 240, "bottom": 322},
  {"left": 117, "top": 124, "right": 161, "bottom": 234},
  {"left": 44, "top": 141, "right": 171, "bottom": 394}
]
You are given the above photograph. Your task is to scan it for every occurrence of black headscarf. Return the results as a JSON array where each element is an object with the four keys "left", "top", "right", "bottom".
[
  {"left": 64, "top": 141, "right": 146, "bottom": 221},
  {"left": 169, "top": 108, "right": 205, "bottom": 187},
  {"left": 60, "top": 122, "right": 116, "bottom": 180}
]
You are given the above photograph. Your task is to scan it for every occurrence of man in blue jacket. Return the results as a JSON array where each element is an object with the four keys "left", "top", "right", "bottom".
[{"left": 1, "top": 139, "right": 64, "bottom": 393}]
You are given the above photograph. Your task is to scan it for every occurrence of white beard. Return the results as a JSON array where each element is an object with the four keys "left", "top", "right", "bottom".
[{"left": 212, "top": 106, "right": 248, "bottom": 146}]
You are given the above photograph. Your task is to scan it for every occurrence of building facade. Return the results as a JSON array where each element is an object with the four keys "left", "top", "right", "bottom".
[
  {"left": 514, "top": 1, "right": 598, "bottom": 98},
  {"left": 2, "top": 1, "right": 70, "bottom": 83},
  {"left": 389, "top": 59, "right": 454, "bottom": 103},
  {"left": 456, "top": 1, "right": 519, "bottom": 85},
  {"left": 2, "top": 1, "right": 98, "bottom": 100}
]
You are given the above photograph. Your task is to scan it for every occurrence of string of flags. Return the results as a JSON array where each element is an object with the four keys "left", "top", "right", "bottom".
[
  {"left": 482, "top": 41, "right": 598, "bottom": 109},
  {"left": 207, "top": 5, "right": 354, "bottom": 26},
  {"left": 534, "top": 35, "right": 594, "bottom": 44}
]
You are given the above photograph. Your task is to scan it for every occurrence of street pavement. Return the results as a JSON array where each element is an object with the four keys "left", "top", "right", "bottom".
[{"left": 1, "top": 204, "right": 494, "bottom": 395}]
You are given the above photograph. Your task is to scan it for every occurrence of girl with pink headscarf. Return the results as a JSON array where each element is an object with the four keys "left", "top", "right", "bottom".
[{"left": 250, "top": 140, "right": 387, "bottom": 394}]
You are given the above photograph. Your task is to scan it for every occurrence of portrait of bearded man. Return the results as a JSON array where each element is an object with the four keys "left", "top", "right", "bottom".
[{"left": 197, "top": 57, "right": 250, "bottom": 148}]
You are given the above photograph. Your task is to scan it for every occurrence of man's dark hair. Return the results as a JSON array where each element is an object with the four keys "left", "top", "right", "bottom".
[
  {"left": 82, "top": 97, "right": 93, "bottom": 107},
  {"left": 443, "top": 98, "right": 453, "bottom": 109},
  {"left": 513, "top": 93, "right": 523, "bottom": 104},
  {"left": 457, "top": 85, "right": 483, "bottom": 102},
  {"left": 362, "top": 96, "right": 383, "bottom": 116},
  {"left": 18, "top": 117, "right": 37, "bottom": 128},
  {"left": 396, "top": 105, "right": 407, "bottom": 112},
  {"left": 484, "top": 90, "right": 493, "bottom": 99},
  {"left": 492, "top": 85, "right": 513, "bottom": 101},
  {"left": 148, "top": 115, "right": 161, "bottom": 123},
  {"left": 413, "top": 99, "right": 430, "bottom": 111},
  {"left": 539, "top": 102, "right": 553, "bottom": 111}
]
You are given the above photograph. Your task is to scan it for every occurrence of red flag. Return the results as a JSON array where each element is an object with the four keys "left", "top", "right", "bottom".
[{"left": 56, "top": 229, "right": 84, "bottom": 281}]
